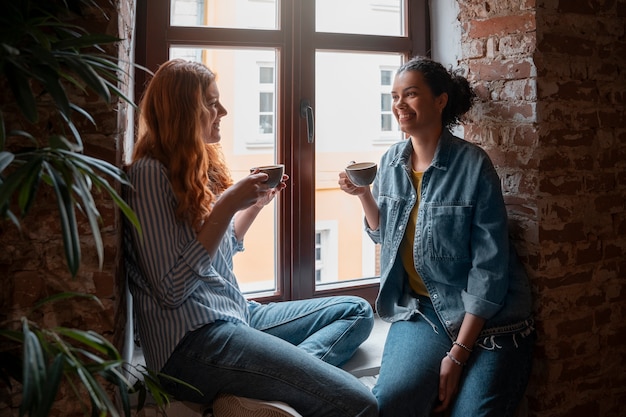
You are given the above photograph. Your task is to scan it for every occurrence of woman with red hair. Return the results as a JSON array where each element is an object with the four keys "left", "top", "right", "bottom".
[{"left": 124, "top": 59, "right": 377, "bottom": 417}]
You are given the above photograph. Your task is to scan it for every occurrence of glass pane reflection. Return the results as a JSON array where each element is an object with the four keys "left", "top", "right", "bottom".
[
  {"left": 316, "top": 0, "right": 404, "bottom": 36},
  {"left": 315, "top": 51, "right": 402, "bottom": 288},
  {"left": 170, "top": 0, "right": 278, "bottom": 30},
  {"left": 169, "top": 47, "right": 279, "bottom": 294}
]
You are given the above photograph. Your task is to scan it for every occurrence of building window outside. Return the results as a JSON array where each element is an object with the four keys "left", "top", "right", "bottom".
[
  {"left": 314, "top": 221, "right": 338, "bottom": 285},
  {"left": 140, "top": 0, "right": 429, "bottom": 302},
  {"left": 379, "top": 68, "right": 400, "bottom": 142},
  {"left": 258, "top": 64, "right": 274, "bottom": 137}
]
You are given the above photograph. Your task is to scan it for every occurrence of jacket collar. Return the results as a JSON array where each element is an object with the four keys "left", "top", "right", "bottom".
[{"left": 389, "top": 130, "right": 454, "bottom": 172}]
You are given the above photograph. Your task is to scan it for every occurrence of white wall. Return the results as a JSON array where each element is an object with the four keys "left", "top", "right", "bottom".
[
  {"left": 430, "top": 0, "right": 461, "bottom": 68},
  {"left": 430, "top": 0, "right": 463, "bottom": 137}
]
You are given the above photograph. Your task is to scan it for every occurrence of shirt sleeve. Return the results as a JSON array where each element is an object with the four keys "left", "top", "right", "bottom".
[
  {"left": 127, "top": 160, "right": 226, "bottom": 309},
  {"left": 462, "top": 157, "right": 510, "bottom": 319}
]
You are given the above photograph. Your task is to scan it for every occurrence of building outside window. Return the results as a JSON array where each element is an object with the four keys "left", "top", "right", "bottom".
[
  {"left": 137, "top": 0, "right": 429, "bottom": 303},
  {"left": 379, "top": 68, "right": 401, "bottom": 142},
  {"left": 257, "top": 64, "right": 275, "bottom": 142}
]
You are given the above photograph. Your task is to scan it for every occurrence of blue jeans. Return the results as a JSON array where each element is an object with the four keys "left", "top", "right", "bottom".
[
  {"left": 373, "top": 295, "right": 535, "bottom": 417},
  {"left": 160, "top": 296, "right": 378, "bottom": 417}
]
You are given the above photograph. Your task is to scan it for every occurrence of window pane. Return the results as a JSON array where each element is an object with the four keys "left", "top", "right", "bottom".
[
  {"left": 316, "top": 0, "right": 404, "bottom": 36},
  {"left": 259, "top": 92, "right": 273, "bottom": 112},
  {"left": 315, "top": 52, "right": 402, "bottom": 289},
  {"left": 260, "top": 67, "right": 274, "bottom": 83},
  {"left": 381, "top": 70, "right": 393, "bottom": 86},
  {"left": 170, "top": 0, "right": 278, "bottom": 30},
  {"left": 381, "top": 93, "right": 391, "bottom": 111},
  {"left": 259, "top": 115, "right": 273, "bottom": 134},
  {"left": 169, "top": 46, "right": 279, "bottom": 294},
  {"left": 381, "top": 114, "right": 392, "bottom": 131}
]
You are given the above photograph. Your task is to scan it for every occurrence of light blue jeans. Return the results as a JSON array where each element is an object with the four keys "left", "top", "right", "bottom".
[
  {"left": 373, "top": 295, "right": 535, "bottom": 417},
  {"left": 160, "top": 296, "right": 378, "bottom": 417}
]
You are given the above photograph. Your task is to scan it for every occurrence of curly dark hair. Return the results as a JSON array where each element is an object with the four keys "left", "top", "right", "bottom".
[{"left": 396, "top": 56, "right": 476, "bottom": 128}]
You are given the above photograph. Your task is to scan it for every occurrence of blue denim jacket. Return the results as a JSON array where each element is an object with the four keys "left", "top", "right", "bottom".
[{"left": 368, "top": 130, "right": 533, "bottom": 340}]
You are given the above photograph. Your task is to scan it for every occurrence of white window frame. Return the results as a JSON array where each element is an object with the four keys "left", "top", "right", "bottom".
[
  {"left": 378, "top": 66, "right": 401, "bottom": 143},
  {"left": 314, "top": 220, "right": 338, "bottom": 284},
  {"left": 249, "top": 61, "right": 275, "bottom": 148}
]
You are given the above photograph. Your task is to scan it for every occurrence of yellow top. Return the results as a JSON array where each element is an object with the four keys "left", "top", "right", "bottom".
[{"left": 399, "top": 170, "right": 429, "bottom": 296}]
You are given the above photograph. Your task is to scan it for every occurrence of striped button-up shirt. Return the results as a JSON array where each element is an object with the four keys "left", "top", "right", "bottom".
[{"left": 124, "top": 157, "right": 250, "bottom": 372}]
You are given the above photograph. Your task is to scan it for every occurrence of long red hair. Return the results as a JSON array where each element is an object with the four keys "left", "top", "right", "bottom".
[{"left": 132, "top": 59, "right": 233, "bottom": 229}]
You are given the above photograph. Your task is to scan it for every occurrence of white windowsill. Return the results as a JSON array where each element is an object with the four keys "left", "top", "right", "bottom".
[{"left": 342, "top": 316, "right": 390, "bottom": 378}]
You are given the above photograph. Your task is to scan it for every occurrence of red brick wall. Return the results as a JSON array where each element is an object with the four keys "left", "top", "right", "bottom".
[
  {"left": 458, "top": 0, "right": 626, "bottom": 416},
  {"left": 1, "top": 0, "right": 624, "bottom": 416},
  {"left": 0, "top": 1, "right": 134, "bottom": 415}
]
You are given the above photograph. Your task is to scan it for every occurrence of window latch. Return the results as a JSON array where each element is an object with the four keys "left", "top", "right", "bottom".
[{"left": 300, "top": 99, "right": 314, "bottom": 144}]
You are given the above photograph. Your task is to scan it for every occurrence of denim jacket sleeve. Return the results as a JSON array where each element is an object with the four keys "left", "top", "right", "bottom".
[
  {"left": 460, "top": 156, "right": 510, "bottom": 319},
  {"left": 369, "top": 133, "right": 530, "bottom": 332}
]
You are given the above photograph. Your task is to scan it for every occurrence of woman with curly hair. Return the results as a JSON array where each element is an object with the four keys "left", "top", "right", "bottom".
[
  {"left": 125, "top": 59, "right": 377, "bottom": 417},
  {"left": 339, "top": 56, "right": 535, "bottom": 417}
]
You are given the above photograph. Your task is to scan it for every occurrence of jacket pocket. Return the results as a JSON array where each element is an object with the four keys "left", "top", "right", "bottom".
[{"left": 427, "top": 204, "right": 472, "bottom": 260}]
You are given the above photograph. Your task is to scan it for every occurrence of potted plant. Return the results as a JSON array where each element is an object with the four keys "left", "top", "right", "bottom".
[{"left": 0, "top": 1, "right": 175, "bottom": 415}]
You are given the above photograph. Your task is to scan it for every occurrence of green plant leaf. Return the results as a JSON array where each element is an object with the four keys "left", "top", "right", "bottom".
[
  {"left": 39, "top": 354, "right": 65, "bottom": 417},
  {"left": 69, "top": 103, "right": 95, "bottom": 126},
  {"left": 54, "top": 328, "right": 120, "bottom": 360},
  {"left": 74, "top": 366, "right": 111, "bottom": 417},
  {"left": 0, "top": 155, "right": 43, "bottom": 216},
  {"left": 17, "top": 156, "right": 43, "bottom": 216},
  {"left": 5, "top": 62, "right": 38, "bottom": 123},
  {"left": 65, "top": 151, "right": 130, "bottom": 184},
  {"left": 6, "top": 129, "right": 37, "bottom": 147},
  {"left": 0, "top": 328, "right": 25, "bottom": 344},
  {"left": 20, "top": 320, "right": 46, "bottom": 417},
  {"left": 61, "top": 55, "right": 111, "bottom": 103},
  {"left": 49, "top": 134, "right": 82, "bottom": 153},
  {"left": 29, "top": 61, "right": 71, "bottom": 118},
  {"left": 0, "top": 151, "right": 15, "bottom": 173},
  {"left": 30, "top": 291, "right": 104, "bottom": 313},
  {"left": 44, "top": 161, "right": 80, "bottom": 276},
  {"left": 58, "top": 150, "right": 142, "bottom": 234},
  {"left": 0, "top": 112, "right": 5, "bottom": 151},
  {"left": 118, "top": 379, "right": 131, "bottom": 417},
  {"left": 70, "top": 164, "right": 104, "bottom": 269},
  {"left": 89, "top": 173, "right": 141, "bottom": 234},
  {"left": 53, "top": 33, "right": 120, "bottom": 51}
]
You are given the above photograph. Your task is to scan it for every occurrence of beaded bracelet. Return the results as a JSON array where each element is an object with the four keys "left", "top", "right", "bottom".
[
  {"left": 453, "top": 341, "right": 473, "bottom": 353},
  {"left": 446, "top": 351, "right": 464, "bottom": 367}
]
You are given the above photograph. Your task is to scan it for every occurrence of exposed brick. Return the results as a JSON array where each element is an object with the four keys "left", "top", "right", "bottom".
[
  {"left": 613, "top": 213, "right": 626, "bottom": 236},
  {"left": 462, "top": 38, "right": 485, "bottom": 58},
  {"left": 556, "top": 315, "right": 594, "bottom": 337},
  {"left": 93, "top": 271, "right": 115, "bottom": 298},
  {"left": 468, "top": 57, "right": 535, "bottom": 81},
  {"left": 538, "top": 175, "right": 584, "bottom": 195},
  {"left": 466, "top": 12, "right": 536, "bottom": 38},
  {"left": 483, "top": 102, "right": 536, "bottom": 122},
  {"left": 558, "top": 0, "right": 617, "bottom": 14},
  {"left": 593, "top": 306, "right": 612, "bottom": 326},
  {"left": 539, "top": 222, "right": 587, "bottom": 243},
  {"left": 540, "top": 271, "right": 598, "bottom": 292},
  {"left": 574, "top": 291, "right": 607, "bottom": 309},
  {"left": 499, "top": 78, "right": 537, "bottom": 101},
  {"left": 541, "top": 245, "right": 572, "bottom": 269},
  {"left": 594, "top": 193, "right": 626, "bottom": 214},
  {"left": 536, "top": 148, "right": 573, "bottom": 171},
  {"left": 538, "top": 33, "right": 596, "bottom": 56},
  {"left": 499, "top": 32, "right": 536, "bottom": 56},
  {"left": 598, "top": 109, "right": 625, "bottom": 128},
  {"left": 583, "top": 172, "right": 617, "bottom": 193},
  {"left": 555, "top": 80, "right": 600, "bottom": 101}
]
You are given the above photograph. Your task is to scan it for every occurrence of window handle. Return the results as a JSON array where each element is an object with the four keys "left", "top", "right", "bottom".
[{"left": 300, "top": 99, "right": 314, "bottom": 143}]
